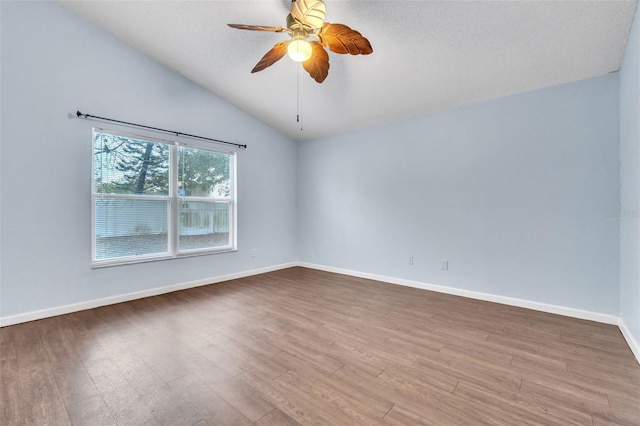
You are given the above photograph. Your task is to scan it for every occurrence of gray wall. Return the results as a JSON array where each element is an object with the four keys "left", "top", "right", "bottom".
[
  {"left": 0, "top": 1, "right": 298, "bottom": 317},
  {"left": 620, "top": 3, "right": 640, "bottom": 349},
  {"left": 298, "top": 74, "right": 621, "bottom": 315}
]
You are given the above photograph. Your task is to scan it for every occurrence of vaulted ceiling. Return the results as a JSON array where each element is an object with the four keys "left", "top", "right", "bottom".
[{"left": 57, "top": 0, "right": 638, "bottom": 142}]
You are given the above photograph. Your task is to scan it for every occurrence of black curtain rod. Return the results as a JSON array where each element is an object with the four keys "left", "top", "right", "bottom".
[{"left": 76, "top": 111, "right": 247, "bottom": 149}]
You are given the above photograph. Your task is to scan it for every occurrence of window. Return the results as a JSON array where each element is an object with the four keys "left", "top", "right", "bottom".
[{"left": 92, "top": 129, "right": 236, "bottom": 267}]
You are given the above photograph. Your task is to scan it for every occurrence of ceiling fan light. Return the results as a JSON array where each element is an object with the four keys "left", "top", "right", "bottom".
[{"left": 287, "top": 38, "right": 312, "bottom": 62}]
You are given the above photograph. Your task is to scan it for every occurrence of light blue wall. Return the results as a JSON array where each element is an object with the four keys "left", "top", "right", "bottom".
[
  {"left": 620, "top": 3, "right": 640, "bottom": 348},
  {"left": 298, "top": 74, "right": 621, "bottom": 315},
  {"left": 0, "top": 1, "right": 298, "bottom": 317}
]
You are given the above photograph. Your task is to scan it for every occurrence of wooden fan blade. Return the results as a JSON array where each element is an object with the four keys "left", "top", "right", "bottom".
[
  {"left": 302, "top": 42, "right": 329, "bottom": 83},
  {"left": 290, "top": 0, "right": 326, "bottom": 30},
  {"left": 318, "top": 22, "right": 373, "bottom": 55},
  {"left": 252, "top": 42, "right": 290, "bottom": 73},
  {"left": 227, "top": 24, "right": 288, "bottom": 32}
]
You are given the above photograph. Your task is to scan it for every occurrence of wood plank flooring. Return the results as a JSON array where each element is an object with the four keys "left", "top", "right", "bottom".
[{"left": 1, "top": 267, "right": 639, "bottom": 425}]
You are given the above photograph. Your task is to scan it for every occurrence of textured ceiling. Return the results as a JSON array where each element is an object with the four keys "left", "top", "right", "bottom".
[{"left": 57, "top": 0, "right": 638, "bottom": 142}]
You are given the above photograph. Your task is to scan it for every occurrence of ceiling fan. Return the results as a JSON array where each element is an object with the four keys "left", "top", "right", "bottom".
[{"left": 228, "top": 0, "right": 372, "bottom": 83}]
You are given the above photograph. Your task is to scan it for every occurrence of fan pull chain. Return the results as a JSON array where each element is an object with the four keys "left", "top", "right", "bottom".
[{"left": 297, "top": 65, "right": 303, "bottom": 131}]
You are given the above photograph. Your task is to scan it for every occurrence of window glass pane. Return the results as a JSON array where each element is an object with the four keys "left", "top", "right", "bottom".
[
  {"left": 179, "top": 201, "right": 230, "bottom": 251},
  {"left": 95, "top": 199, "right": 169, "bottom": 260},
  {"left": 178, "top": 146, "right": 230, "bottom": 198},
  {"left": 94, "top": 132, "right": 169, "bottom": 195}
]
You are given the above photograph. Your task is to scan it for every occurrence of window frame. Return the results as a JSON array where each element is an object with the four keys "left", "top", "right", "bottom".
[{"left": 91, "top": 127, "right": 237, "bottom": 268}]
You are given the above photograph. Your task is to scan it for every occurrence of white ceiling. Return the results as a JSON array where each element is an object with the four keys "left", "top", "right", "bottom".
[{"left": 57, "top": 0, "right": 638, "bottom": 142}]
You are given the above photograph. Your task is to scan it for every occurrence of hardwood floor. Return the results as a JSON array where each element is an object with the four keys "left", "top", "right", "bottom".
[{"left": 1, "top": 267, "right": 639, "bottom": 425}]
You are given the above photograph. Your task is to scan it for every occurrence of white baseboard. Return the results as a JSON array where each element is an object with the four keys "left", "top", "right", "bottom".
[
  {"left": 618, "top": 318, "right": 640, "bottom": 365},
  {"left": 298, "top": 262, "right": 621, "bottom": 325},
  {"left": 0, "top": 262, "right": 297, "bottom": 327}
]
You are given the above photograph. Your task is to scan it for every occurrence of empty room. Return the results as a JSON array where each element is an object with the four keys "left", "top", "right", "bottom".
[{"left": 1, "top": 0, "right": 639, "bottom": 425}]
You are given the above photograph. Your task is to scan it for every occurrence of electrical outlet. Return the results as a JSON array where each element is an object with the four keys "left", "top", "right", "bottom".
[
  {"left": 442, "top": 260, "right": 448, "bottom": 270},
  {"left": 251, "top": 249, "right": 256, "bottom": 258},
  {"left": 409, "top": 256, "right": 414, "bottom": 265}
]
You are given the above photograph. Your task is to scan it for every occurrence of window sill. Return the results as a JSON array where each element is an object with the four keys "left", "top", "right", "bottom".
[{"left": 91, "top": 247, "right": 237, "bottom": 269}]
